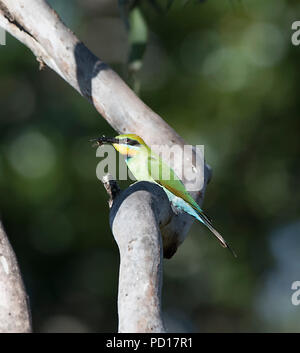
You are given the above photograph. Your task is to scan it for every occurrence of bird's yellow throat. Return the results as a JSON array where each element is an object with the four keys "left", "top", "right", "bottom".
[{"left": 113, "top": 143, "right": 138, "bottom": 157}]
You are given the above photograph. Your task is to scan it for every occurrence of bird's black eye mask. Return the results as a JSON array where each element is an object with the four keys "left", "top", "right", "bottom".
[
  {"left": 125, "top": 139, "right": 140, "bottom": 146},
  {"left": 90, "top": 136, "right": 140, "bottom": 147}
]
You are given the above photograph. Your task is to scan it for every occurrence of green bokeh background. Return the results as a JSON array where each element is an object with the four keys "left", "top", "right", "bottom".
[{"left": 0, "top": 0, "right": 300, "bottom": 332}]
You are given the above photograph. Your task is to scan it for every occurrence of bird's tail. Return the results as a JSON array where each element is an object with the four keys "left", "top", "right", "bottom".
[{"left": 196, "top": 211, "right": 237, "bottom": 258}]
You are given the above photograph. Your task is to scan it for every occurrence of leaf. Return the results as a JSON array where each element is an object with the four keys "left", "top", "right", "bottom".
[{"left": 127, "top": 7, "right": 148, "bottom": 93}]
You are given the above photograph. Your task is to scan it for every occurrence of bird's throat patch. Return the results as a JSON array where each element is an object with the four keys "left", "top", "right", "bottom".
[{"left": 113, "top": 144, "right": 138, "bottom": 157}]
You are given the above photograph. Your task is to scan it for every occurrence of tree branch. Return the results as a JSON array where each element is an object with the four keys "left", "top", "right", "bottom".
[
  {"left": 103, "top": 178, "right": 172, "bottom": 332},
  {"left": 0, "top": 221, "right": 32, "bottom": 333}
]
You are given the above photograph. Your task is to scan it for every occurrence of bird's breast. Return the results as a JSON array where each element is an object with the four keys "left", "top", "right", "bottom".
[{"left": 126, "top": 155, "right": 153, "bottom": 182}]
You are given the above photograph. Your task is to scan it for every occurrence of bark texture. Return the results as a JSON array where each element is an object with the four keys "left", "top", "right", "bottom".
[
  {"left": 0, "top": 221, "right": 32, "bottom": 333},
  {"left": 106, "top": 180, "right": 172, "bottom": 332}
]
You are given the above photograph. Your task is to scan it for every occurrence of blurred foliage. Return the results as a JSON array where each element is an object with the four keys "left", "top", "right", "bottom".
[
  {"left": 119, "top": 0, "right": 207, "bottom": 92},
  {"left": 0, "top": 0, "right": 300, "bottom": 332}
]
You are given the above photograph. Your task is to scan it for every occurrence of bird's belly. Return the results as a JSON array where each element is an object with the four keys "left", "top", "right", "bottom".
[{"left": 126, "top": 158, "right": 154, "bottom": 182}]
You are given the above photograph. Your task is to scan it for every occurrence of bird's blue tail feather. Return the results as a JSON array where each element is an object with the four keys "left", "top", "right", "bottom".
[{"left": 165, "top": 188, "right": 236, "bottom": 257}]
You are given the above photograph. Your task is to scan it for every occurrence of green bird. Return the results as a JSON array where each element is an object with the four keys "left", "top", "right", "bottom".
[{"left": 92, "top": 133, "right": 236, "bottom": 257}]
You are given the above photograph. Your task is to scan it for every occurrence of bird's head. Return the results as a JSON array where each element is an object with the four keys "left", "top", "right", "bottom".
[{"left": 91, "top": 134, "right": 147, "bottom": 157}]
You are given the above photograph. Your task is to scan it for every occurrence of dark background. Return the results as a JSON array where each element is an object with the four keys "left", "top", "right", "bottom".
[{"left": 0, "top": 0, "right": 299, "bottom": 332}]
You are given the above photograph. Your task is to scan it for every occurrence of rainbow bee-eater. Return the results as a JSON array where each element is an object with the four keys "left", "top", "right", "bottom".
[{"left": 92, "top": 134, "right": 236, "bottom": 257}]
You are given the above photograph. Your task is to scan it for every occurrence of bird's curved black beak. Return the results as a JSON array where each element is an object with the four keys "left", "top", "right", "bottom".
[{"left": 90, "top": 136, "right": 120, "bottom": 147}]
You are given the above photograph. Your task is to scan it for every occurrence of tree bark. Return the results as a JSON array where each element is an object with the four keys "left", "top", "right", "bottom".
[
  {"left": 103, "top": 176, "right": 171, "bottom": 332},
  {"left": 0, "top": 221, "right": 32, "bottom": 333}
]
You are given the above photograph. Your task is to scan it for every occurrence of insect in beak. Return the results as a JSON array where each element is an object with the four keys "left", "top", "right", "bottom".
[{"left": 90, "top": 136, "right": 120, "bottom": 147}]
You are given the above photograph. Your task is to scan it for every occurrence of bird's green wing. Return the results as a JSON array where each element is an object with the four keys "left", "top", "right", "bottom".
[
  {"left": 147, "top": 151, "right": 236, "bottom": 257},
  {"left": 147, "top": 152, "right": 202, "bottom": 212}
]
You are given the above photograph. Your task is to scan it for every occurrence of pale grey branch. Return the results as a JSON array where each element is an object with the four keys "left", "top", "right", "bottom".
[
  {"left": 106, "top": 180, "right": 173, "bottom": 333},
  {"left": 0, "top": 221, "right": 32, "bottom": 333}
]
